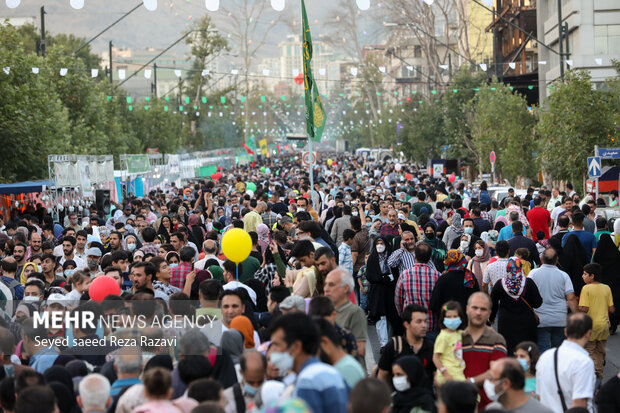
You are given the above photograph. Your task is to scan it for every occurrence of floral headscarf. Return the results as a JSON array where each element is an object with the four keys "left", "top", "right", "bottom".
[
  {"left": 501, "top": 258, "right": 525, "bottom": 299},
  {"left": 443, "top": 249, "right": 475, "bottom": 288}
]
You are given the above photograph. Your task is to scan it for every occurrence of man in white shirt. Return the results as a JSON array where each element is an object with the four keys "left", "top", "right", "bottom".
[
  {"left": 59, "top": 236, "right": 86, "bottom": 269},
  {"left": 220, "top": 289, "right": 260, "bottom": 348},
  {"left": 536, "top": 312, "right": 596, "bottom": 413},
  {"left": 221, "top": 260, "right": 257, "bottom": 306},
  {"left": 529, "top": 249, "right": 579, "bottom": 353},
  {"left": 194, "top": 239, "right": 224, "bottom": 270},
  {"left": 481, "top": 241, "right": 510, "bottom": 293},
  {"left": 547, "top": 188, "right": 562, "bottom": 212}
]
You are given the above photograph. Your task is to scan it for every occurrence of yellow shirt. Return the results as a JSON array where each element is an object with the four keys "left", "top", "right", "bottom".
[
  {"left": 434, "top": 329, "right": 466, "bottom": 384},
  {"left": 579, "top": 283, "right": 614, "bottom": 341}
]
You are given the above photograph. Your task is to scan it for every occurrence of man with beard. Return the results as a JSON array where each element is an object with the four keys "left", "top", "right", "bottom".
[
  {"left": 130, "top": 262, "right": 166, "bottom": 300},
  {"left": 387, "top": 231, "right": 417, "bottom": 276},
  {"left": 12, "top": 242, "right": 27, "bottom": 276},
  {"left": 59, "top": 236, "right": 86, "bottom": 269},
  {"left": 26, "top": 232, "right": 42, "bottom": 260}
]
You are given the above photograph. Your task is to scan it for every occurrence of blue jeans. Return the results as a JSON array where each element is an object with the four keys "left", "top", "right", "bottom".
[{"left": 537, "top": 327, "right": 565, "bottom": 353}]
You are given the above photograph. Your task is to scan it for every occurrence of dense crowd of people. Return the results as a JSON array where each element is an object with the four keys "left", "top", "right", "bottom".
[{"left": 0, "top": 154, "right": 619, "bottom": 413}]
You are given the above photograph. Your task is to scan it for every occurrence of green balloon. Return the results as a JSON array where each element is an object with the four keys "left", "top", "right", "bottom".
[
  {"left": 246, "top": 182, "right": 257, "bottom": 192},
  {"left": 260, "top": 166, "right": 266, "bottom": 173}
]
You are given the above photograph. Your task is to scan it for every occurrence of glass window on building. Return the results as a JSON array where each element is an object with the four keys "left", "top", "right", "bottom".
[
  {"left": 609, "top": 25, "right": 620, "bottom": 55},
  {"left": 594, "top": 25, "right": 608, "bottom": 55}
]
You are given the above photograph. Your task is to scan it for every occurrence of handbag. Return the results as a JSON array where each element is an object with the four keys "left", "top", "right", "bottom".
[{"left": 520, "top": 296, "right": 540, "bottom": 326}]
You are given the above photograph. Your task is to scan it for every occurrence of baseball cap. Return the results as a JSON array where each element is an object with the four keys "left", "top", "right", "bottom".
[
  {"left": 398, "top": 213, "right": 406, "bottom": 221},
  {"left": 86, "top": 247, "right": 102, "bottom": 257},
  {"left": 47, "top": 293, "right": 67, "bottom": 308}
]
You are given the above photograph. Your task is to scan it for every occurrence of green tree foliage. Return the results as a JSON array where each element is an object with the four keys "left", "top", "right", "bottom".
[
  {"left": 537, "top": 70, "right": 618, "bottom": 188},
  {"left": 469, "top": 81, "right": 536, "bottom": 182},
  {"left": 400, "top": 99, "right": 448, "bottom": 162}
]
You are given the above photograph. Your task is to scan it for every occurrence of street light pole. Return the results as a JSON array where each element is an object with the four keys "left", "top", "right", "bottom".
[{"left": 558, "top": 0, "right": 564, "bottom": 81}]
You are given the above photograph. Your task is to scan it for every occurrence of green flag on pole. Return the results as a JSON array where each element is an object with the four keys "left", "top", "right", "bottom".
[{"left": 301, "top": 0, "right": 326, "bottom": 142}]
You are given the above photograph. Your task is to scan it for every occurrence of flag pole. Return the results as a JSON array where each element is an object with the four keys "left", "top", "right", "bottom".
[{"left": 307, "top": 136, "right": 316, "bottom": 212}]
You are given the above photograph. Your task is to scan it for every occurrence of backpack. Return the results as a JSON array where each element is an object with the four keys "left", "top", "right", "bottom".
[{"left": 1, "top": 278, "right": 20, "bottom": 300}]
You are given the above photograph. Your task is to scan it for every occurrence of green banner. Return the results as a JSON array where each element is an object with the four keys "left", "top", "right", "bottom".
[
  {"left": 126, "top": 154, "right": 151, "bottom": 174},
  {"left": 301, "top": 0, "right": 326, "bottom": 142}
]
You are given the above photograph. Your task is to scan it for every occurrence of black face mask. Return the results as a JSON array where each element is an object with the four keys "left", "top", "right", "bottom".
[{"left": 425, "top": 232, "right": 435, "bottom": 240}]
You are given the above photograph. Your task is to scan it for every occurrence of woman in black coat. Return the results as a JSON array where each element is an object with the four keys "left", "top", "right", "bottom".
[
  {"left": 490, "top": 257, "right": 543, "bottom": 354},
  {"left": 366, "top": 236, "right": 397, "bottom": 348}
]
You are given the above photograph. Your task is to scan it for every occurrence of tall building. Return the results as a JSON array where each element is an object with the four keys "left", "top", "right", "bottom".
[
  {"left": 537, "top": 0, "right": 620, "bottom": 102},
  {"left": 465, "top": 0, "right": 495, "bottom": 63},
  {"left": 487, "top": 0, "right": 538, "bottom": 105},
  {"left": 278, "top": 34, "right": 333, "bottom": 93}
]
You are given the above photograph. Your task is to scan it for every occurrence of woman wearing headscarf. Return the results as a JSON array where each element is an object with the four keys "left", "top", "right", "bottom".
[
  {"left": 157, "top": 216, "right": 172, "bottom": 243},
  {"left": 423, "top": 222, "right": 447, "bottom": 273},
  {"left": 490, "top": 258, "right": 543, "bottom": 354},
  {"left": 442, "top": 212, "right": 463, "bottom": 251},
  {"left": 187, "top": 214, "right": 205, "bottom": 246},
  {"left": 391, "top": 356, "right": 436, "bottom": 413},
  {"left": 594, "top": 232, "right": 620, "bottom": 334},
  {"left": 19, "top": 262, "right": 38, "bottom": 284},
  {"left": 366, "top": 236, "right": 396, "bottom": 347},
  {"left": 229, "top": 315, "right": 256, "bottom": 349},
  {"left": 256, "top": 224, "right": 271, "bottom": 256},
  {"left": 430, "top": 250, "right": 479, "bottom": 321},
  {"left": 467, "top": 240, "right": 490, "bottom": 288}
]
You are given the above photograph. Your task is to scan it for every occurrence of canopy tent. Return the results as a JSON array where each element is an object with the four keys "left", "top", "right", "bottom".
[{"left": 0, "top": 181, "right": 50, "bottom": 195}]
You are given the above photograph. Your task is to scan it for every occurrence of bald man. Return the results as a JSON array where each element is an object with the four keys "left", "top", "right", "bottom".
[
  {"left": 224, "top": 351, "right": 266, "bottom": 412},
  {"left": 487, "top": 358, "right": 552, "bottom": 412},
  {"left": 195, "top": 239, "right": 224, "bottom": 270}
]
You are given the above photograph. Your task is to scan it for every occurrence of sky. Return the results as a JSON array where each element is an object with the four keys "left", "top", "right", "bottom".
[{"left": 0, "top": 0, "right": 384, "bottom": 67}]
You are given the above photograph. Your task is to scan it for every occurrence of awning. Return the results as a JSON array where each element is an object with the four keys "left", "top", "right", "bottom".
[{"left": 0, "top": 181, "right": 49, "bottom": 195}]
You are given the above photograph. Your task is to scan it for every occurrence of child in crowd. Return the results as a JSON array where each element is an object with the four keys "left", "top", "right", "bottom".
[
  {"left": 433, "top": 301, "right": 466, "bottom": 385},
  {"left": 579, "top": 263, "right": 615, "bottom": 379},
  {"left": 515, "top": 248, "right": 531, "bottom": 276},
  {"left": 65, "top": 270, "right": 91, "bottom": 308},
  {"left": 515, "top": 341, "right": 540, "bottom": 399},
  {"left": 134, "top": 367, "right": 196, "bottom": 413},
  {"left": 535, "top": 231, "right": 550, "bottom": 257},
  {"left": 357, "top": 254, "right": 370, "bottom": 313}
]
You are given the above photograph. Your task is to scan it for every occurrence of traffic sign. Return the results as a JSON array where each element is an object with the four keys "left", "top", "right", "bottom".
[
  {"left": 588, "top": 156, "right": 602, "bottom": 178},
  {"left": 302, "top": 151, "right": 317, "bottom": 166},
  {"left": 490, "top": 151, "right": 496, "bottom": 165},
  {"left": 597, "top": 148, "right": 620, "bottom": 159}
]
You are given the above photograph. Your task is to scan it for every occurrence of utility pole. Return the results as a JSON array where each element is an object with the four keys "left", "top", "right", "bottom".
[
  {"left": 109, "top": 41, "right": 113, "bottom": 83},
  {"left": 40, "top": 6, "right": 46, "bottom": 58},
  {"left": 448, "top": 53, "right": 452, "bottom": 78},
  {"left": 557, "top": 0, "right": 564, "bottom": 81},
  {"left": 153, "top": 63, "right": 158, "bottom": 97}
]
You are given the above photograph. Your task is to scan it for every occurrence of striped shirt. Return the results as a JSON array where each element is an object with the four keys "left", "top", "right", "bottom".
[
  {"left": 394, "top": 263, "right": 440, "bottom": 331},
  {"left": 338, "top": 243, "right": 353, "bottom": 275},
  {"left": 293, "top": 357, "right": 349, "bottom": 413},
  {"left": 388, "top": 248, "right": 417, "bottom": 276}
]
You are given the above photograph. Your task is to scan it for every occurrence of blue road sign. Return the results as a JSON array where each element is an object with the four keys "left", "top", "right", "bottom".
[
  {"left": 588, "top": 156, "right": 602, "bottom": 178},
  {"left": 597, "top": 148, "right": 620, "bottom": 159}
]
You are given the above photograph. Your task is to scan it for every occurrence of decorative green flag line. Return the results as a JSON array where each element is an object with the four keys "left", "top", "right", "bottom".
[{"left": 301, "top": 0, "right": 326, "bottom": 142}]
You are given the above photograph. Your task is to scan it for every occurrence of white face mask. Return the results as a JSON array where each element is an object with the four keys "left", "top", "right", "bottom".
[
  {"left": 475, "top": 249, "right": 484, "bottom": 257},
  {"left": 483, "top": 379, "right": 505, "bottom": 402},
  {"left": 269, "top": 351, "right": 294, "bottom": 376},
  {"left": 297, "top": 208, "right": 305, "bottom": 212},
  {"left": 23, "top": 295, "right": 39, "bottom": 302},
  {"left": 460, "top": 241, "right": 469, "bottom": 250},
  {"left": 376, "top": 244, "right": 386, "bottom": 253},
  {"left": 392, "top": 376, "right": 410, "bottom": 392}
]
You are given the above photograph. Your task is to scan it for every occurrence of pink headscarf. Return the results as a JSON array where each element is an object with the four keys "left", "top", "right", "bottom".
[{"left": 256, "top": 224, "right": 270, "bottom": 255}]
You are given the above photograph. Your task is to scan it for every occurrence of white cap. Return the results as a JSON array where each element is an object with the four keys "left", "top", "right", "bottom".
[
  {"left": 398, "top": 213, "right": 406, "bottom": 221},
  {"left": 47, "top": 293, "right": 67, "bottom": 308}
]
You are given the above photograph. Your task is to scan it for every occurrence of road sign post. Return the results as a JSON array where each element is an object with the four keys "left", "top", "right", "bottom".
[
  {"left": 589, "top": 148, "right": 602, "bottom": 200},
  {"left": 490, "top": 151, "right": 496, "bottom": 184}
]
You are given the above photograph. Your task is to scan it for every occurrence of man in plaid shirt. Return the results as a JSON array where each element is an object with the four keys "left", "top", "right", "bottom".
[
  {"left": 395, "top": 242, "right": 440, "bottom": 332},
  {"left": 170, "top": 246, "right": 194, "bottom": 289}
]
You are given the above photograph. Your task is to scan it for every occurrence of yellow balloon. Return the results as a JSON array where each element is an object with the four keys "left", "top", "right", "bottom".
[
  {"left": 327, "top": 159, "right": 333, "bottom": 166},
  {"left": 221, "top": 228, "right": 252, "bottom": 263}
]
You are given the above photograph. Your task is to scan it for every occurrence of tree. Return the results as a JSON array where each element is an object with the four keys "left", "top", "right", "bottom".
[
  {"left": 400, "top": 100, "right": 448, "bottom": 162},
  {"left": 537, "top": 70, "right": 617, "bottom": 189},
  {"left": 469, "top": 80, "right": 536, "bottom": 183}
]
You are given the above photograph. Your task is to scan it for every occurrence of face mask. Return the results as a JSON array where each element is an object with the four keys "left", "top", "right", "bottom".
[
  {"left": 392, "top": 376, "right": 411, "bottom": 392},
  {"left": 460, "top": 241, "right": 469, "bottom": 250},
  {"left": 443, "top": 316, "right": 461, "bottom": 330},
  {"left": 518, "top": 358, "right": 530, "bottom": 371},
  {"left": 127, "top": 243, "right": 136, "bottom": 251},
  {"left": 64, "top": 269, "right": 74, "bottom": 277},
  {"left": 36, "top": 265, "right": 42, "bottom": 272},
  {"left": 483, "top": 378, "right": 505, "bottom": 402},
  {"left": 56, "top": 272, "right": 64, "bottom": 278},
  {"left": 425, "top": 232, "right": 435, "bottom": 240},
  {"left": 169, "top": 263, "right": 178, "bottom": 269},
  {"left": 270, "top": 351, "right": 294, "bottom": 375},
  {"left": 87, "top": 259, "right": 98, "bottom": 270},
  {"left": 352, "top": 211, "right": 359, "bottom": 216},
  {"left": 243, "top": 383, "right": 259, "bottom": 396},
  {"left": 475, "top": 249, "right": 484, "bottom": 257},
  {"left": 23, "top": 295, "right": 39, "bottom": 302},
  {"left": 464, "top": 227, "right": 474, "bottom": 235},
  {"left": 376, "top": 244, "right": 386, "bottom": 253}
]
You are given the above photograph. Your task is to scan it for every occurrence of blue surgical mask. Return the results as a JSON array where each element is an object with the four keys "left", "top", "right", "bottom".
[
  {"left": 169, "top": 263, "right": 178, "bottom": 269},
  {"left": 464, "top": 227, "right": 474, "bottom": 235},
  {"left": 127, "top": 243, "right": 136, "bottom": 251},
  {"left": 64, "top": 269, "right": 75, "bottom": 277},
  {"left": 243, "top": 383, "right": 259, "bottom": 396},
  {"left": 443, "top": 317, "right": 462, "bottom": 331},
  {"left": 518, "top": 358, "right": 530, "bottom": 372}
]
